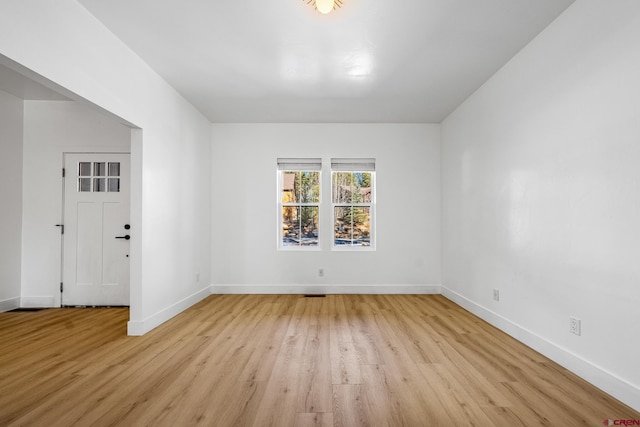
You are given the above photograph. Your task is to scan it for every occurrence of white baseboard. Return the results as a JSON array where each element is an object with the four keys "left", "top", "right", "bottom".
[
  {"left": 20, "top": 296, "right": 56, "bottom": 307},
  {"left": 0, "top": 297, "right": 20, "bottom": 312},
  {"left": 127, "top": 286, "right": 210, "bottom": 336},
  {"left": 441, "top": 286, "right": 640, "bottom": 412},
  {"left": 210, "top": 284, "right": 441, "bottom": 295}
]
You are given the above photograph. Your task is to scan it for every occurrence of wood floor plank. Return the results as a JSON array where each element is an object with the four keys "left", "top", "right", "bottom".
[
  {"left": 294, "top": 412, "right": 333, "bottom": 427},
  {"left": 343, "top": 298, "right": 384, "bottom": 366},
  {"left": 331, "top": 340, "right": 362, "bottom": 385},
  {"left": 1, "top": 294, "right": 638, "bottom": 426},
  {"left": 296, "top": 323, "right": 332, "bottom": 413},
  {"left": 359, "top": 363, "right": 403, "bottom": 426},
  {"left": 366, "top": 303, "right": 454, "bottom": 425},
  {"left": 332, "top": 384, "right": 371, "bottom": 427},
  {"left": 416, "top": 362, "right": 497, "bottom": 426}
]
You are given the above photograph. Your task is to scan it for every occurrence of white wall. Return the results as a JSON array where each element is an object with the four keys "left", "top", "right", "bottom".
[
  {"left": 441, "top": 0, "right": 640, "bottom": 410},
  {"left": 211, "top": 123, "right": 440, "bottom": 293},
  {"left": 0, "top": 90, "right": 23, "bottom": 311},
  {"left": 21, "top": 101, "right": 131, "bottom": 307},
  {"left": 0, "top": 0, "right": 211, "bottom": 334}
]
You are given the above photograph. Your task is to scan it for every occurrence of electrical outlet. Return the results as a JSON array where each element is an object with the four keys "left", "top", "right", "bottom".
[
  {"left": 493, "top": 289, "right": 500, "bottom": 301},
  {"left": 318, "top": 268, "right": 324, "bottom": 278},
  {"left": 569, "top": 317, "right": 581, "bottom": 336}
]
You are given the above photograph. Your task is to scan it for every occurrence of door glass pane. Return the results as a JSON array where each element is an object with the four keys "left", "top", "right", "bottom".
[
  {"left": 108, "top": 162, "right": 120, "bottom": 177},
  {"left": 108, "top": 178, "right": 120, "bottom": 192},
  {"left": 94, "top": 178, "right": 106, "bottom": 192},
  {"left": 78, "top": 178, "right": 91, "bottom": 192},
  {"left": 94, "top": 162, "right": 106, "bottom": 177},
  {"left": 78, "top": 162, "right": 91, "bottom": 177}
]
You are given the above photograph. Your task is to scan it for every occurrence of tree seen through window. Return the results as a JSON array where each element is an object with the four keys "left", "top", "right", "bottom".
[
  {"left": 332, "top": 171, "right": 373, "bottom": 246},
  {"left": 281, "top": 171, "right": 320, "bottom": 246}
]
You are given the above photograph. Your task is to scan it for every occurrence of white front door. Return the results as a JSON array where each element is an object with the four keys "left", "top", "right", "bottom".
[{"left": 62, "top": 153, "right": 130, "bottom": 306}]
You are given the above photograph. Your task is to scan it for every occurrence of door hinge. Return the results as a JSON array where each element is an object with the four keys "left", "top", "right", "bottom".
[
  {"left": 60, "top": 282, "right": 64, "bottom": 293},
  {"left": 56, "top": 224, "right": 64, "bottom": 234},
  {"left": 62, "top": 168, "right": 65, "bottom": 178}
]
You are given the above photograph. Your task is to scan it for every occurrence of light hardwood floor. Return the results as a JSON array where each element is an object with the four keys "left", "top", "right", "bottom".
[{"left": 1, "top": 294, "right": 638, "bottom": 426}]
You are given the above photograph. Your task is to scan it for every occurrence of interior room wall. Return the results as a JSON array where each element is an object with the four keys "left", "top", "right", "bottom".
[
  {"left": 21, "top": 100, "right": 131, "bottom": 307},
  {"left": 441, "top": 0, "right": 640, "bottom": 410},
  {"left": 0, "top": 90, "right": 23, "bottom": 311},
  {"left": 0, "top": 0, "right": 212, "bottom": 334},
  {"left": 211, "top": 123, "right": 441, "bottom": 293}
]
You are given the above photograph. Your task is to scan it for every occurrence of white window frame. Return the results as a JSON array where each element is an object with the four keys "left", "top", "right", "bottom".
[
  {"left": 277, "top": 158, "right": 322, "bottom": 250},
  {"left": 331, "top": 158, "right": 376, "bottom": 251}
]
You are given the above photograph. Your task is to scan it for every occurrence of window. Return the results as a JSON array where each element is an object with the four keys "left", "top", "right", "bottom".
[
  {"left": 78, "top": 161, "right": 120, "bottom": 192},
  {"left": 278, "top": 158, "right": 321, "bottom": 248},
  {"left": 331, "top": 158, "right": 375, "bottom": 248}
]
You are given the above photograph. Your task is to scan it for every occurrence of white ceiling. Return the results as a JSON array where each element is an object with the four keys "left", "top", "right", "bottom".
[{"left": 78, "top": 0, "right": 575, "bottom": 123}]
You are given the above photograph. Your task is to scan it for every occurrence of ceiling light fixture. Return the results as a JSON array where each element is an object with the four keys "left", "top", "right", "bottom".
[{"left": 305, "top": 0, "right": 342, "bottom": 15}]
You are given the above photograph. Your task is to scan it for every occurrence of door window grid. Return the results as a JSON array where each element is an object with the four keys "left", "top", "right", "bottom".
[{"left": 78, "top": 162, "right": 121, "bottom": 193}]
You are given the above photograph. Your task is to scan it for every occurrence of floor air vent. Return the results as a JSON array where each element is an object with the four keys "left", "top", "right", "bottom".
[{"left": 303, "top": 294, "right": 327, "bottom": 298}]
